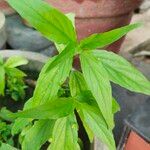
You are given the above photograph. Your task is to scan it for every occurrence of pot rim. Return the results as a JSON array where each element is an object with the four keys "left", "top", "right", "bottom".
[
  {"left": 46, "top": 0, "right": 144, "bottom": 18},
  {"left": 0, "top": 11, "right": 5, "bottom": 31},
  {"left": 0, "top": 50, "right": 50, "bottom": 73},
  {"left": 0, "top": 50, "right": 49, "bottom": 62}
]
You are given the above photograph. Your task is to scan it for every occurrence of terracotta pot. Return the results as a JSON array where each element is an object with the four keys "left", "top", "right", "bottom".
[
  {"left": 46, "top": 0, "right": 143, "bottom": 53},
  {"left": 0, "top": 11, "right": 7, "bottom": 49},
  {"left": 118, "top": 99, "right": 150, "bottom": 150},
  {"left": 0, "top": 0, "right": 15, "bottom": 15},
  {"left": 125, "top": 131, "right": 150, "bottom": 150}
]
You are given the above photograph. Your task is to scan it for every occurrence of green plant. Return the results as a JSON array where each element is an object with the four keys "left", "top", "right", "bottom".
[
  {"left": 2, "top": 0, "right": 150, "bottom": 149},
  {"left": 0, "top": 55, "right": 28, "bottom": 101},
  {"left": 0, "top": 120, "right": 13, "bottom": 146}
]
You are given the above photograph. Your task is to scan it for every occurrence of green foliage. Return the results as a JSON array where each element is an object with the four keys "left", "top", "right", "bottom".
[
  {"left": 80, "top": 51, "right": 113, "bottom": 129},
  {"left": 30, "top": 52, "right": 73, "bottom": 107},
  {"left": 7, "top": 0, "right": 76, "bottom": 45},
  {"left": 69, "top": 70, "right": 116, "bottom": 148},
  {"left": 112, "top": 98, "right": 120, "bottom": 114},
  {"left": 0, "top": 56, "right": 28, "bottom": 149},
  {"left": 48, "top": 114, "right": 79, "bottom": 150},
  {"left": 4, "top": 56, "right": 28, "bottom": 68},
  {"left": 69, "top": 71, "right": 88, "bottom": 97},
  {"left": 13, "top": 98, "right": 75, "bottom": 120},
  {"left": 93, "top": 50, "right": 150, "bottom": 95},
  {"left": 5, "top": 0, "right": 150, "bottom": 149},
  {"left": 0, "top": 56, "right": 28, "bottom": 101},
  {"left": 11, "top": 98, "right": 33, "bottom": 135},
  {"left": 0, "top": 121, "right": 13, "bottom": 146},
  {"left": 0, "top": 65, "right": 5, "bottom": 96},
  {"left": 81, "top": 106, "right": 115, "bottom": 150},
  {"left": 6, "top": 75, "right": 27, "bottom": 101},
  {"left": 79, "top": 23, "right": 141, "bottom": 50},
  {"left": 0, "top": 142, "right": 17, "bottom": 150},
  {"left": 45, "top": 43, "right": 76, "bottom": 72},
  {"left": 22, "top": 120, "right": 55, "bottom": 150}
]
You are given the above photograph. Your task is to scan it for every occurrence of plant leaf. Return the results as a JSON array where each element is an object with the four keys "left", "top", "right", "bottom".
[
  {"left": 0, "top": 55, "right": 3, "bottom": 65},
  {"left": 0, "top": 142, "right": 17, "bottom": 150},
  {"left": 77, "top": 110, "right": 94, "bottom": 143},
  {"left": 48, "top": 114, "right": 79, "bottom": 150},
  {"left": 7, "top": 0, "right": 76, "bottom": 45},
  {"left": 80, "top": 51, "right": 113, "bottom": 129},
  {"left": 0, "top": 107, "right": 14, "bottom": 121},
  {"left": 54, "top": 13, "right": 75, "bottom": 53},
  {"left": 69, "top": 71, "right": 88, "bottom": 97},
  {"left": 12, "top": 98, "right": 33, "bottom": 135},
  {"left": 66, "top": 13, "right": 75, "bottom": 27},
  {"left": 80, "top": 104, "right": 116, "bottom": 150},
  {"left": 12, "top": 118, "right": 30, "bottom": 135},
  {"left": 5, "top": 68, "right": 26, "bottom": 78},
  {"left": 112, "top": 98, "right": 120, "bottom": 114},
  {"left": 4, "top": 56, "right": 28, "bottom": 68},
  {"left": 0, "top": 65, "right": 5, "bottom": 96},
  {"left": 12, "top": 51, "right": 73, "bottom": 134},
  {"left": 13, "top": 98, "right": 75, "bottom": 120},
  {"left": 46, "top": 43, "right": 75, "bottom": 72},
  {"left": 69, "top": 71, "right": 94, "bottom": 142},
  {"left": 94, "top": 50, "right": 150, "bottom": 95},
  {"left": 22, "top": 120, "right": 55, "bottom": 150},
  {"left": 31, "top": 55, "right": 73, "bottom": 107},
  {"left": 79, "top": 23, "right": 141, "bottom": 50}
]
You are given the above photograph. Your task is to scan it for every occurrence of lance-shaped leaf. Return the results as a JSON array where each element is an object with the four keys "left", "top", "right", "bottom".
[
  {"left": 80, "top": 51, "right": 113, "bottom": 129},
  {"left": 79, "top": 23, "right": 141, "bottom": 50},
  {"left": 0, "top": 65, "right": 5, "bottom": 95},
  {"left": 77, "top": 110, "right": 94, "bottom": 143},
  {"left": 46, "top": 43, "right": 75, "bottom": 72},
  {"left": 4, "top": 56, "right": 28, "bottom": 68},
  {"left": 78, "top": 103, "right": 116, "bottom": 150},
  {"left": 7, "top": 0, "right": 76, "bottom": 44},
  {"left": 11, "top": 98, "right": 75, "bottom": 120},
  {"left": 94, "top": 50, "right": 150, "bottom": 95},
  {"left": 48, "top": 114, "right": 79, "bottom": 150},
  {"left": 5, "top": 68, "right": 26, "bottom": 78},
  {"left": 69, "top": 71, "right": 89, "bottom": 97},
  {"left": 55, "top": 13, "right": 76, "bottom": 53},
  {"left": 1, "top": 98, "right": 74, "bottom": 120},
  {"left": 22, "top": 120, "right": 55, "bottom": 150},
  {"left": 31, "top": 48, "right": 73, "bottom": 107},
  {"left": 69, "top": 71, "right": 94, "bottom": 142}
]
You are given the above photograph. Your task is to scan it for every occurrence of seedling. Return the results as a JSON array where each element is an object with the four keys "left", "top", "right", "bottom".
[
  {"left": 0, "top": 120, "right": 13, "bottom": 146},
  {"left": 0, "top": 55, "right": 28, "bottom": 101},
  {"left": 2, "top": 0, "right": 150, "bottom": 149}
]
